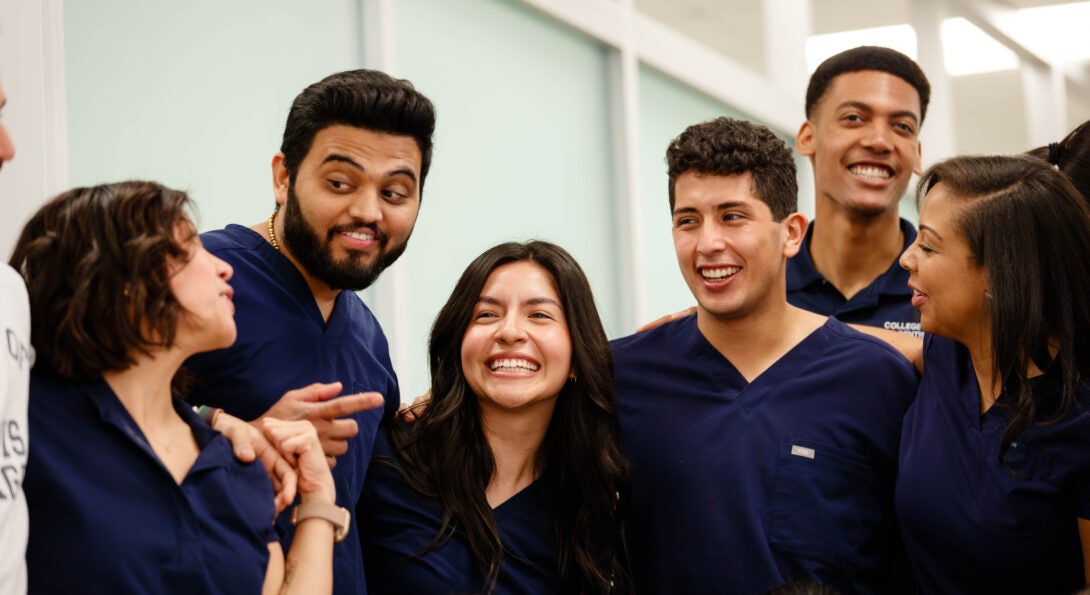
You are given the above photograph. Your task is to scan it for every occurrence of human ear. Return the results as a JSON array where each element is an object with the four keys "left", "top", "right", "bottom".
[
  {"left": 781, "top": 212, "right": 808, "bottom": 258},
  {"left": 796, "top": 121, "right": 816, "bottom": 157},
  {"left": 271, "top": 153, "right": 290, "bottom": 207}
]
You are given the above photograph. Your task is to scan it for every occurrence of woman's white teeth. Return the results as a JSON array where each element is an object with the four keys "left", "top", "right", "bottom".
[
  {"left": 850, "top": 165, "right": 891, "bottom": 180},
  {"left": 490, "top": 359, "right": 539, "bottom": 372},
  {"left": 702, "top": 266, "right": 740, "bottom": 280}
]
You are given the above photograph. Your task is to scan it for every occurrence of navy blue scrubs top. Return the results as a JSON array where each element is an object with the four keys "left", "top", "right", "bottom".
[
  {"left": 787, "top": 218, "right": 921, "bottom": 335},
  {"left": 25, "top": 373, "right": 275, "bottom": 594},
  {"left": 612, "top": 315, "right": 918, "bottom": 594},
  {"left": 896, "top": 334, "right": 1090, "bottom": 594},
  {"left": 185, "top": 225, "right": 401, "bottom": 595},
  {"left": 360, "top": 428, "right": 561, "bottom": 594}
]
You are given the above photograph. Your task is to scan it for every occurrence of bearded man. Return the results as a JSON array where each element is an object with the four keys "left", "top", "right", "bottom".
[{"left": 185, "top": 69, "right": 436, "bottom": 595}]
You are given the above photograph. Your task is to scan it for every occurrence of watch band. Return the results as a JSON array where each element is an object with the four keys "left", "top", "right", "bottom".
[{"left": 291, "top": 500, "right": 350, "bottom": 544}]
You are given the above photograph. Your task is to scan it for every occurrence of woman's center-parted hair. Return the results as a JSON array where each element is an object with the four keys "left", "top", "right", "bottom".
[
  {"left": 429, "top": 241, "right": 611, "bottom": 409},
  {"left": 387, "top": 240, "right": 629, "bottom": 594}
]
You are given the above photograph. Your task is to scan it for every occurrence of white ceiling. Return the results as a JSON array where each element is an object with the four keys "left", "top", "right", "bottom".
[{"left": 632, "top": 0, "right": 1090, "bottom": 155}]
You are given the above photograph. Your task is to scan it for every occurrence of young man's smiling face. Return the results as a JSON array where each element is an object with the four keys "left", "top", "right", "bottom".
[
  {"left": 797, "top": 70, "right": 923, "bottom": 218},
  {"left": 672, "top": 171, "right": 805, "bottom": 322}
]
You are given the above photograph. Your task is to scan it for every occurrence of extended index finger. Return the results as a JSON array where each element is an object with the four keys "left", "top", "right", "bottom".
[{"left": 310, "top": 391, "right": 385, "bottom": 419}]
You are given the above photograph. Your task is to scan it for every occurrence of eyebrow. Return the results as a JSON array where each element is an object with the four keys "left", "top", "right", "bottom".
[
  {"left": 672, "top": 200, "right": 751, "bottom": 217},
  {"left": 477, "top": 295, "right": 562, "bottom": 308},
  {"left": 322, "top": 153, "right": 419, "bottom": 183},
  {"left": 918, "top": 224, "right": 943, "bottom": 241},
  {"left": 836, "top": 100, "right": 919, "bottom": 125}
]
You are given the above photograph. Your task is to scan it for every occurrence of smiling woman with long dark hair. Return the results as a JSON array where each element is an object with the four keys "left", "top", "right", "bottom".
[{"left": 361, "top": 240, "right": 630, "bottom": 594}]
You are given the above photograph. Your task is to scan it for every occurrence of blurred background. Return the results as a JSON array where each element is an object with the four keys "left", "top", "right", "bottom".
[{"left": 2, "top": 0, "right": 1087, "bottom": 397}]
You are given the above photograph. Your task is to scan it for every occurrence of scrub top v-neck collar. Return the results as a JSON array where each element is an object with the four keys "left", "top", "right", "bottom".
[{"left": 225, "top": 224, "right": 356, "bottom": 338}]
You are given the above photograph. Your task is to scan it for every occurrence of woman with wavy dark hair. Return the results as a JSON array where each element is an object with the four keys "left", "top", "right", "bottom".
[
  {"left": 895, "top": 155, "right": 1090, "bottom": 594},
  {"left": 13, "top": 181, "right": 343, "bottom": 594},
  {"left": 361, "top": 240, "right": 629, "bottom": 594}
]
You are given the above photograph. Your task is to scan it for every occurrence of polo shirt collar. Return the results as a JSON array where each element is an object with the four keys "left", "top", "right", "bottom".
[
  {"left": 225, "top": 223, "right": 360, "bottom": 336},
  {"left": 81, "top": 378, "right": 230, "bottom": 474},
  {"left": 788, "top": 217, "right": 917, "bottom": 298}
]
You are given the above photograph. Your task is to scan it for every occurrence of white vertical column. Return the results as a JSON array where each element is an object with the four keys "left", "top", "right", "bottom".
[
  {"left": 610, "top": 0, "right": 646, "bottom": 332},
  {"left": 910, "top": 0, "right": 957, "bottom": 165},
  {"left": 362, "top": 0, "right": 398, "bottom": 73},
  {"left": 1021, "top": 60, "right": 1064, "bottom": 147},
  {"left": 763, "top": 0, "right": 810, "bottom": 101},
  {"left": 0, "top": 0, "right": 68, "bottom": 255},
  {"left": 359, "top": 0, "right": 412, "bottom": 400},
  {"left": 763, "top": 0, "right": 811, "bottom": 214},
  {"left": 1050, "top": 67, "right": 1069, "bottom": 136}
]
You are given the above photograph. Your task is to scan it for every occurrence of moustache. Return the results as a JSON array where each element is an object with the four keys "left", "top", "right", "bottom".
[{"left": 327, "top": 223, "right": 388, "bottom": 247}]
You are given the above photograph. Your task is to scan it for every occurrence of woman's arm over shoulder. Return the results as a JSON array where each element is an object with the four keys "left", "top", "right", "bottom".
[{"left": 849, "top": 324, "right": 924, "bottom": 374}]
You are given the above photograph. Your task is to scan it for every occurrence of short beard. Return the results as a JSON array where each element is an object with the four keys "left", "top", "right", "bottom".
[{"left": 281, "top": 183, "right": 408, "bottom": 291}]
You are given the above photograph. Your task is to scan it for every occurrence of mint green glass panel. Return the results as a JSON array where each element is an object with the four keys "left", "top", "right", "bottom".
[
  {"left": 638, "top": 65, "right": 748, "bottom": 321},
  {"left": 392, "top": 0, "right": 616, "bottom": 395},
  {"left": 64, "top": 0, "right": 359, "bottom": 231}
]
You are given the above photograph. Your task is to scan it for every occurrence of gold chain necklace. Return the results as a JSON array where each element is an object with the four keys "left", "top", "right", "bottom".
[{"left": 267, "top": 210, "right": 280, "bottom": 251}]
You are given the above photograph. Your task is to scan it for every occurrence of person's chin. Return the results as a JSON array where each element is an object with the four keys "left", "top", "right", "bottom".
[{"left": 845, "top": 197, "right": 899, "bottom": 219}]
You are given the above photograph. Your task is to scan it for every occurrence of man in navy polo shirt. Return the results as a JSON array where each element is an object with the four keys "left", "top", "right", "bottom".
[
  {"left": 185, "top": 69, "right": 436, "bottom": 595},
  {"left": 612, "top": 117, "right": 917, "bottom": 593},
  {"left": 789, "top": 46, "right": 929, "bottom": 336}
]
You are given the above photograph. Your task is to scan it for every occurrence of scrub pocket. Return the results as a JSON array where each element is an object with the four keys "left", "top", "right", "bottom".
[
  {"left": 983, "top": 440, "right": 1058, "bottom": 535},
  {"left": 768, "top": 438, "right": 878, "bottom": 572}
]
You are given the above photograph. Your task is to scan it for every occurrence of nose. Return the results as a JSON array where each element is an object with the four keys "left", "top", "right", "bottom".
[
  {"left": 347, "top": 188, "right": 383, "bottom": 223},
  {"left": 495, "top": 314, "right": 527, "bottom": 344},
  {"left": 0, "top": 122, "right": 14, "bottom": 167},
  {"left": 215, "top": 254, "right": 234, "bottom": 281},
  {"left": 899, "top": 242, "right": 917, "bottom": 271},
  {"left": 696, "top": 222, "right": 726, "bottom": 256},
  {"left": 861, "top": 123, "right": 893, "bottom": 154}
]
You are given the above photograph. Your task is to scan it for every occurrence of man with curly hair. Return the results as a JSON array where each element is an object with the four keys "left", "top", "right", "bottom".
[{"left": 611, "top": 117, "right": 918, "bottom": 594}]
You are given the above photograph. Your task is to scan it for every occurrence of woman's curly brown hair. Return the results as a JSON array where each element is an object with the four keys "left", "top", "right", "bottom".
[{"left": 10, "top": 180, "right": 194, "bottom": 380}]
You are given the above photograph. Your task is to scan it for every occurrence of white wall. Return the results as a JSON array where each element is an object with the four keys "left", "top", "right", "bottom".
[
  {"left": 63, "top": 0, "right": 360, "bottom": 230},
  {"left": 0, "top": 0, "right": 67, "bottom": 257}
]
